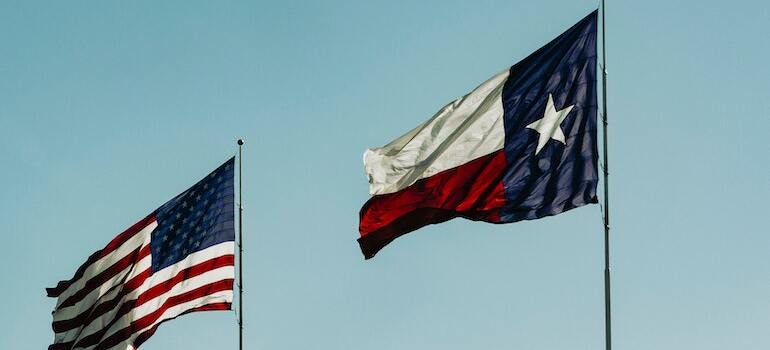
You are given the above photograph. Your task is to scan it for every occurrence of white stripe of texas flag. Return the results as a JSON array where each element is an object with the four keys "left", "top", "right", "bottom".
[{"left": 364, "top": 69, "right": 509, "bottom": 196}]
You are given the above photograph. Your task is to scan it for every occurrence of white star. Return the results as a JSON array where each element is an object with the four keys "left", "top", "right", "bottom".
[{"left": 525, "top": 94, "right": 574, "bottom": 155}]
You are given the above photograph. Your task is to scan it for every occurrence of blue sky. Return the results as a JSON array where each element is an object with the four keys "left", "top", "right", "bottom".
[{"left": 1, "top": 1, "right": 769, "bottom": 349}]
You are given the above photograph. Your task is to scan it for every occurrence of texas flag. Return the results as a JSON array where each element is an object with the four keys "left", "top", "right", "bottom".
[{"left": 358, "top": 11, "right": 599, "bottom": 259}]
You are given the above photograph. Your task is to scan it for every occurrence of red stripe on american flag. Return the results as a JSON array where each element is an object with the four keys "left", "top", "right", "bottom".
[
  {"left": 58, "top": 244, "right": 151, "bottom": 308},
  {"left": 133, "top": 255, "right": 234, "bottom": 308},
  {"left": 46, "top": 214, "right": 156, "bottom": 297},
  {"left": 52, "top": 254, "right": 233, "bottom": 333},
  {"left": 90, "top": 279, "right": 234, "bottom": 350},
  {"left": 50, "top": 255, "right": 234, "bottom": 349},
  {"left": 51, "top": 267, "right": 153, "bottom": 333},
  {"left": 133, "top": 302, "right": 232, "bottom": 348},
  {"left": 50, "top": 279, "right": 233, "bottom": 350}
]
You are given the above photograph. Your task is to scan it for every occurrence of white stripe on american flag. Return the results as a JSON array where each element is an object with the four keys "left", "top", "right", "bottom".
[
  {"left": 53, "top": 250, "right": 153, "bottom": 324},
  {"left": 53, "top": 242, "right": 154, "bottom": 344},
  {"left": 53, "top": 240, "right": 232, "bottom": 329},
  {"left": 99, "top": 291, "right": 233, "bottom": 350},
  {"left": 59, "top": 246, "right": 234, "bottom": 344},
  {"left": 53, "top": 258, "right": 153, "bottom": 344},
  {"left": 82, "top": 266, "right": 233, "bottom": 343},
  {"left": 102, "top": 260, "right": 233, "bottom": 337},
  {"left": 53, "top": 222, "right": 156, "bottom": 310},
  {"left": 49, "top": 222, "right": 234, "bottom": 350}
]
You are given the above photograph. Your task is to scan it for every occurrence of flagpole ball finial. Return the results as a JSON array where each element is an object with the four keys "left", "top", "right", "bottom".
[{"left": 237, "top": 139, "right": 245, "bottom": 146}]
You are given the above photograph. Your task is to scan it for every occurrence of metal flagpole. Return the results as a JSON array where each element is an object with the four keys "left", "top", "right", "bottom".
[
  {"left": 237, "top": 139, "right": 245, "bottom": 350},
  {"left": 600, "top": 2, "right": 612, "bottom": 350}
]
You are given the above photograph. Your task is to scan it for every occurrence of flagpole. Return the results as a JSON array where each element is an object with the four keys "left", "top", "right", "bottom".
[
  {"left": 237, "top": 139, "right": 245, "bottom": 350},
  {"left": 600, "top": 2, "right": 612, "bottom": 350}
]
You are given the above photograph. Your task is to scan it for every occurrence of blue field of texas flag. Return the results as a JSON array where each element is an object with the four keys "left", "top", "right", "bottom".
[{"left": 358, "top": 11, "right": 599, "bottom": 259}]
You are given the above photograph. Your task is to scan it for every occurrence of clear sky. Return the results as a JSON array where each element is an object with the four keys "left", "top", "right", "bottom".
[{"left": 1, "top": 1, "right": 769, "bottom": 349}]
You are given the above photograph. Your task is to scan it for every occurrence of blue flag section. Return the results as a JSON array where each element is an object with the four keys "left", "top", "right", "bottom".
[
  {"left": 152, "top": 158, "right": 235, "bottom": 271},
  {"left": 499, "top": 10, "right": 598, "bottom": 222},
  {"left": 358, "top": 11, "right": 599, "bottom": 258}
]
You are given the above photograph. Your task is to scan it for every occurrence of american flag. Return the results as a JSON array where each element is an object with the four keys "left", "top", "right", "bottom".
[{"left": 47, "top": 157, "right": 236, "bottom": 350}]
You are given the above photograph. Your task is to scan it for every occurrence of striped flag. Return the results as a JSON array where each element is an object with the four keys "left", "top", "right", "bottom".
[{"left": 47, "top": 158, "right": 236, "bottom": 350}]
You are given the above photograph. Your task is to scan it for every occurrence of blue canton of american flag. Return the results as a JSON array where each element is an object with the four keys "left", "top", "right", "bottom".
[{"left": 46, "top": 157, "right": 235, "bottom": 350}]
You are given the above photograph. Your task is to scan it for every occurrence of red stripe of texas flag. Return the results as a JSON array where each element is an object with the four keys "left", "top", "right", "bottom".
[{"left": 358, "top": 150, "right": 508, "bottom": 259}]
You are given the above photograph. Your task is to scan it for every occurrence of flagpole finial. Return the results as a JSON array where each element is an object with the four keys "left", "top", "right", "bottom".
[{"left": 237, "top": 139, "right": 245, "bottom": 146}]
